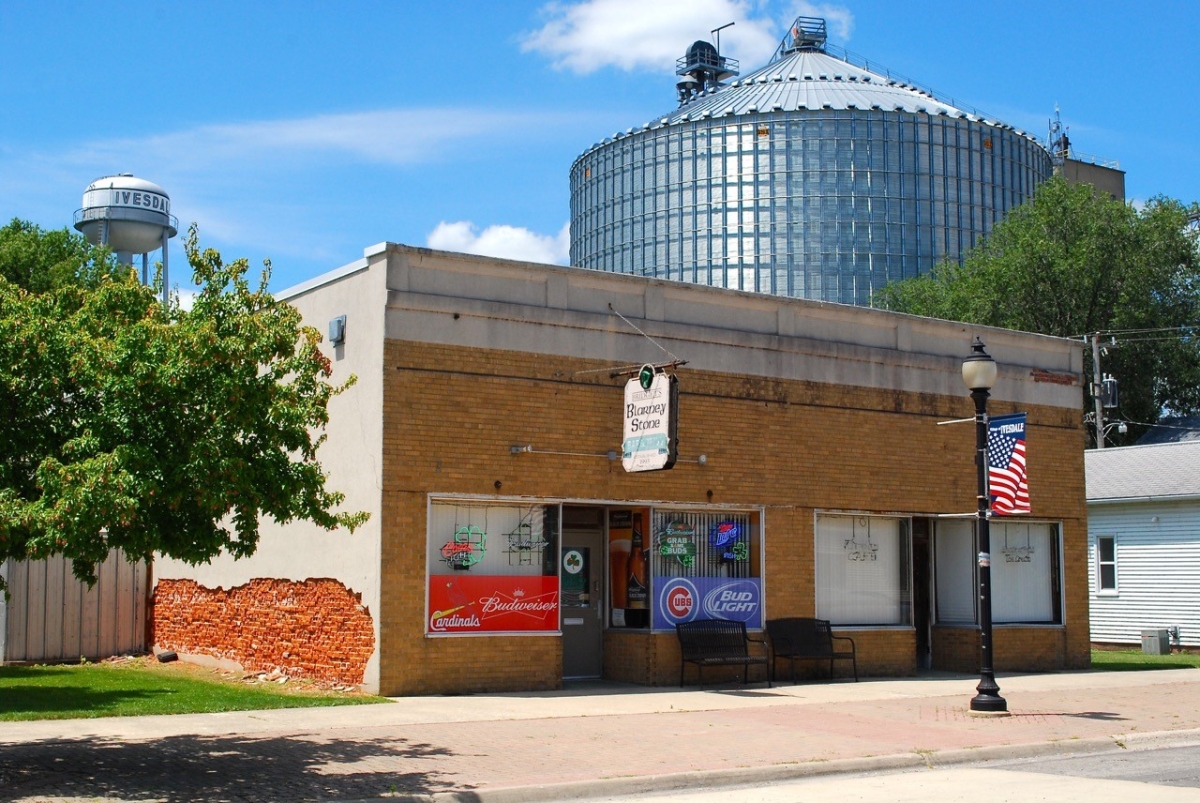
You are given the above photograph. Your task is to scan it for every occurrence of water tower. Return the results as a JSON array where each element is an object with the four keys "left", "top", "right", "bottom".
[{"left": 73, "top": 174, "right": 178, "bottom": 302}]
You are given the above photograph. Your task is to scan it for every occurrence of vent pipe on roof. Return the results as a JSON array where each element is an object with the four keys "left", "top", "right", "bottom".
[{"left": 675, "top": 22, "right": 740, "bottom": 106}]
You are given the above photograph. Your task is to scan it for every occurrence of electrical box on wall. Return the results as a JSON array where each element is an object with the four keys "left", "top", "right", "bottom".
[{"left": 329, "top": 315, "right": 347, "bottom": 346}]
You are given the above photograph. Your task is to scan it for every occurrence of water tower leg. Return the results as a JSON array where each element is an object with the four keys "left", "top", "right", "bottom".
[{"left": 160, "top": 228, "right": 169, "bottom": 305}]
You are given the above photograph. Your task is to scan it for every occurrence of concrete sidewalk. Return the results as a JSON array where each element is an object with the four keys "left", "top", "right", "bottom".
[{"left": 2, "top": 669, "right": 1200, "bottom": 802}]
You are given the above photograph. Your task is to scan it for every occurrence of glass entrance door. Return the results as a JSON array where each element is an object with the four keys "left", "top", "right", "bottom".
[{"left": 561, "top": 527, "right": 604, "bottom": 678}]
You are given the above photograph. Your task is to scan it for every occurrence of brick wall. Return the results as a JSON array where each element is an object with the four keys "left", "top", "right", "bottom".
[
  {"left": 933, "top": 625, "right": 1071, "bottom": 673},
  {"left": 604, "top": 630, "right": 665, "bottom": 684},
  {"left": 842, "top": 629, "right": 917, "bottom": 677},
  {"left": 151, "top": 578, "right": 374, "bottom": 686},
  {"left": 398, "top": 634, "right": 561, "bottom": 695},
  {"left": 378, "top": 339, "right": 1088, "bottom": 695}
]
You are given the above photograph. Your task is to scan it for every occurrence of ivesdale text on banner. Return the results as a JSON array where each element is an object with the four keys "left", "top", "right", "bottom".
[{"left": 988, "top": 412, "right": 1030, "bottom": 515}]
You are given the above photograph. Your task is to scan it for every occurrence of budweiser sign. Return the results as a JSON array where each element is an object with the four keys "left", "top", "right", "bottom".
[{"left": 428, "top": 575, "right": 560, "bottom": 634}]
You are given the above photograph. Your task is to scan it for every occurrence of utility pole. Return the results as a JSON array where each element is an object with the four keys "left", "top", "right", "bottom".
[
  {"left": 1088, "top": 333, "right": 1124, "bottom": 448},
  {"left": 1091, "top": 333, "right": 1107, "bottom": 448}
]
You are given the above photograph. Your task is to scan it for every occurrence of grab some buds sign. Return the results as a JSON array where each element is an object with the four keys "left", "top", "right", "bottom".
[{"left": 622, "top": 366, "right": 678, "bottom": 472}]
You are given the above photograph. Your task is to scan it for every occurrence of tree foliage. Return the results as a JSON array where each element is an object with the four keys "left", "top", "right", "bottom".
[
  {"left": 875, "top": 177, "right": 1200, "bottom": 444},
  {"left": 0, "top": 218, "right": 126, "bottom": 292},
  {"left": 0, "top": 223, "right": 366, "bottom": 587}
]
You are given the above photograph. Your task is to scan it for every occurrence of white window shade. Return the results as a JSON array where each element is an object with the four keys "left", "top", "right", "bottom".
[
  {"left": 815, "top": 515, "right": 907, "bottom": 625},
  {"left": 992, "top": 522, "right": 1055, "bottom": 623},
  {"left": 935, "top": 519, "right": 976, "bottom": 624}
]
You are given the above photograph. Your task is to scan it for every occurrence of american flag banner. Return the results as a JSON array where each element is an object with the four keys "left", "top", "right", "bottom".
[{"left": 988, "top": 413, "right": 1030, "bottom": 515}]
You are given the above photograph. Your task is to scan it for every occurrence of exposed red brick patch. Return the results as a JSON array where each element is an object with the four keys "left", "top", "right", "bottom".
[
  {"left": 151, "top": 578, "right": 374, "bottom": 686},
  {"left": 1030, "top": 368, "right": 1078, "bottom": 386}
]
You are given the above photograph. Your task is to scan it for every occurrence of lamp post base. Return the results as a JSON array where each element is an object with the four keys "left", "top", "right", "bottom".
[
  {"left": 968, "top": 706, "right": 1012, "bottom": 718},
  {"left": 970, "top": 688, "right": 1008, "bottom": 713}
]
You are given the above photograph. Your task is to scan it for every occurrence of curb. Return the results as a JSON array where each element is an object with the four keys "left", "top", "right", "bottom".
[{"left": 365, "top": 727, "right": 1200, "bottom": 803}]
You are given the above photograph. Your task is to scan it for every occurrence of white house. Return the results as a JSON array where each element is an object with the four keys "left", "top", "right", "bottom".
[{"left": 1086, "top": 441, "right": 1200, "bottom": 648}]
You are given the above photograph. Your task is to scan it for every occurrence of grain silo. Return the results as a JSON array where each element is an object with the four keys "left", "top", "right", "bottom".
[{"left": 569, "top": 17, "right": 1053, "bottom": 305}]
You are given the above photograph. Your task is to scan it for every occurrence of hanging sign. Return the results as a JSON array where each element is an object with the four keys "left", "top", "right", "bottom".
[{"left": 622, "top": 369, "right": 679, "bottom": 472}]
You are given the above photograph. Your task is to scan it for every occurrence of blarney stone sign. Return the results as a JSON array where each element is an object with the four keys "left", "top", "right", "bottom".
[{"left": 622, "top": 366, "right": 678, "bottom": 472}]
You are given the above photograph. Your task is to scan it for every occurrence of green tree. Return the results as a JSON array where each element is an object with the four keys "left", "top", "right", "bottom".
[
  {"left": 0, "top": 218, "right": 124, "bottom": 292},
  {"left": 875, "top": 177, "right": 1200, "bottom": 444},
  {"left": 0, "top": 223, "right": 366, "bottom": 588}
]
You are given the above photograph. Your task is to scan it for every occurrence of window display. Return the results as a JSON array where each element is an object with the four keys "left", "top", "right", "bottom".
[
  {"left": 427, "top": 503, "right": 559, "bottom": 634},
  {"left": 609, "top": 508, "right": 762, "bottom": 630}
]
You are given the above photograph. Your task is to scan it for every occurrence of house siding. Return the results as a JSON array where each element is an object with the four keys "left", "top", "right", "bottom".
[{"left": 1087, "top": 499, "right": 1200, "bottom": 647}]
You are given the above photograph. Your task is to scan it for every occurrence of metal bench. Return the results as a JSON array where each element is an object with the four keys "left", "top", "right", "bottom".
[
  {"left": 765, "top": 617, "right": 858, "bottom": 683},
  {"left": 676, "top": 618, "right": 771, "bottom": 688}
]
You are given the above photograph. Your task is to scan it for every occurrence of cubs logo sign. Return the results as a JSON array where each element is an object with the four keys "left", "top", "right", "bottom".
[{"left": 656, "top": 578, "right": 699, "bottom": 625}]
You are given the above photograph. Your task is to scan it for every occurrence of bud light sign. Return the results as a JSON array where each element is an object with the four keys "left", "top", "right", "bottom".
[{"left": 653, "top": 577, "right": 762, "bottom": 629}]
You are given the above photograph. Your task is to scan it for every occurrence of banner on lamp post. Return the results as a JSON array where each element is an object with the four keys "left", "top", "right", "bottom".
[{"left": 988, "top": 412, "right": 1030, "bottom": 515}]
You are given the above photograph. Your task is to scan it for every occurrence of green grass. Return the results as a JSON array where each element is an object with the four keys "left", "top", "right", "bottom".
[
  {"left": 1091, "top": 649, "right": 1200, "bottom": 672},
  {"left": 0, "top": 658, "right": 388, "bottom": 721}
]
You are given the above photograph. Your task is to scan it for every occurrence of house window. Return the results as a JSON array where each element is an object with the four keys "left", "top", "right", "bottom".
[
  {"left": 815, "top": 514, "right": 911, "bottom": 626},
  {"left": 1097, "top": 535, "right": 1117, "bottom": 592}
]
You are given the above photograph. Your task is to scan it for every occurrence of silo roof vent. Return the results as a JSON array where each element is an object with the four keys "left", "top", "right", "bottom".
[
  {"left": 775, "top": 16, "right": 827, "bottom": 59},
  {"left": 676, "top": 38, "right": 740, "bottom": 104}
]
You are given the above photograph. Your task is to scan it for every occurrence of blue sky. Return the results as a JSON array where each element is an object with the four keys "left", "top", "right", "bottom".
[{"left": 2, "top": 0, "right": 1197, "bottom": 295}]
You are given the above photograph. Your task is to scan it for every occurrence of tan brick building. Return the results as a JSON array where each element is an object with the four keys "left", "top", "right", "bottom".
[{"left": 151, "top": 244, "right": 1089, "bottom": 695}]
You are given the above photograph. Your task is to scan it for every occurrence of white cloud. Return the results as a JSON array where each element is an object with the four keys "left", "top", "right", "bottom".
[
  {"left": 174, "top": 288, "right": 198, "bottom": 311},
  {"left": 427, "top": 221, "right": 571, "bottom": 265},
  {"left": 522, "top": 0, "right": 853, "bottom": 74},
  {"left": 65, "top": 108, "right": 587, "bottom": 171},
  {"left": 0, "top": 105, "right": 604, "bottom": 278}
]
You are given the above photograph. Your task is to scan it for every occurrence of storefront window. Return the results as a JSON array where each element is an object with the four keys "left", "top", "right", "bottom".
[
  {"left": 933, "top": 519, "right": 1062, "bottom": 625},
  {"left": 934, "top": 519, "right": 975, "bottom": 624},
  {"left": 426, "top": 502, "right": 559, "bottom": 635},
  {"left": 815, "top": 514, "right": 911, "bottom": 626},
  {"left": 992, "top": 521, "right": 1061, "bottom": 624},
  {"left": 608, "top": 508, "right": 762, "bottom": 631}
]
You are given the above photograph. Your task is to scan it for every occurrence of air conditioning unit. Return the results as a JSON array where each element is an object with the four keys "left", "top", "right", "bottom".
[{"left": 1141, "top": 629, "right": 1170, "bottom": 655}]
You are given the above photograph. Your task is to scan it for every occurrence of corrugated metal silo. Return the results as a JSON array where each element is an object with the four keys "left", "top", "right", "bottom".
[{"left": 569, "top": 17, "right": 1053, "bottom": 306}]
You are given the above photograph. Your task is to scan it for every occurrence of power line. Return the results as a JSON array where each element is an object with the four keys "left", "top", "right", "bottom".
[
  {"left": 1074, "top": 326, "right": 1196, "bottom": 339},
  {"left": 1115, "top": 417, "right": 1200, "bottom": 433}
]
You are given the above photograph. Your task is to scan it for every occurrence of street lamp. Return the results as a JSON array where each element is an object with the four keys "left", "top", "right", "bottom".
[{"left": 961, "top": 338, "right": 1007, "bottom": 713}]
